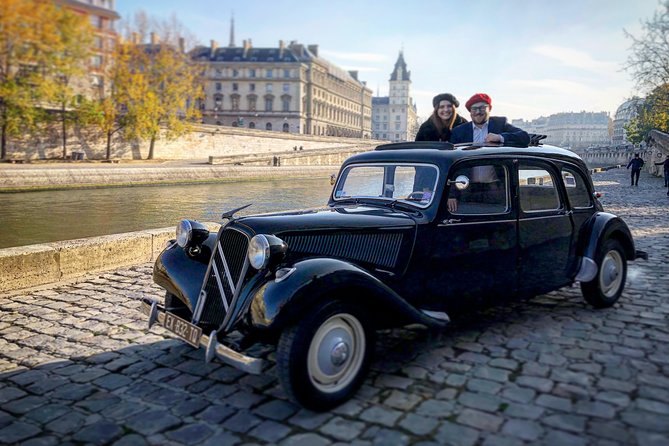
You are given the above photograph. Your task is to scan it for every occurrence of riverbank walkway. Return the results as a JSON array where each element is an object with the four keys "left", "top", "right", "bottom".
[{"left": 0, "top": 167, "right": 668, "bottom": 445}]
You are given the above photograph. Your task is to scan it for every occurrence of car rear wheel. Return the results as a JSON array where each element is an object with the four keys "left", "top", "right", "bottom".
[
  {"left": 581, "top": 239, "right": 627, "bottom": 308},
  {"left": 276, "top": 301, "right": 374, "bottom": 411}
]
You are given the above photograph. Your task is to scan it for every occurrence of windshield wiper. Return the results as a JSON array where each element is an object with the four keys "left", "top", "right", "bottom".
[{"left": 336, "top": 197, "right": 360, "bottom": 205}]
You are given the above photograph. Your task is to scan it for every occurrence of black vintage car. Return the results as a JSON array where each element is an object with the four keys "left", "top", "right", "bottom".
[{"left": 141, "top": 141, "right": 646, "bottom": 410}]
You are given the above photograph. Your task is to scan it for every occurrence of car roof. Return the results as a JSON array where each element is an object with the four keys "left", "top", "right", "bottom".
[{"left": 343, "top": 141, "right": 586, "bottom": 168}]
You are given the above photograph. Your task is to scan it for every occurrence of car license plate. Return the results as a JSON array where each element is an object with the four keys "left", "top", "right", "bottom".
[{"left": 164, "top": 313, "right": 202, "bottom": 347}]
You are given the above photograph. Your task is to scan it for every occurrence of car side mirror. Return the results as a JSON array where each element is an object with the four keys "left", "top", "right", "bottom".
[{"left": 447, "top": 175, "right": 470, "bottom": 190}]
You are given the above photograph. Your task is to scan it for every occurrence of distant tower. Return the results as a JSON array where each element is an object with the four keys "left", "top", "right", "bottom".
[
  {"left": 229, "top": 13, "right": 235, "bottom": 47},
  {"left": 389, "top": 50, "right": 411, "bottom": 106}
]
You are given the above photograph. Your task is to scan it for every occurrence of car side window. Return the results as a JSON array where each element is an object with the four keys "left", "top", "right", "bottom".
[
  {"left": 519, "top": 166, "right": 560, "bottom": 212},
  {"left": 561, "top": 167, "right": 592, "bottom": 208},
  {"left": 450, "top": 163, "right": 509, "bottom": 215}
]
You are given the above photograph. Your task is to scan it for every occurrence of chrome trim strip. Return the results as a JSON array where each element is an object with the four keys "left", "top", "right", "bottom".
[
  {"left": 141, "top": 300, "right": 263, "bottom": 374},
  {"left": 438, "top": 218, "right": 516, "bottom": 227},
  {"left": 217, "top": 241, "right": 237, "bottom": 294},
  {"left": 211, "top": 260, "right": 229, "bottom": 312},
  {"left": 192, "top": 290, "right": 206, "bottom": 323},
  {"left": 519, "top": 214, "right": 568, "bottom": 221},
  {"left": 222, "top": 257, "right": 250, "bottom": 331}
]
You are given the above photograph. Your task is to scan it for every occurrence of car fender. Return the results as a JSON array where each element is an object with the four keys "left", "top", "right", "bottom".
[
  {"left": 153, "top": 232, "right": 217, "bottom": 310},
  {"left": 245, "top": 257, "right": 449, "bottom": 333},
  {"left": 579, "top": 212, "right": 636, "bottom": 262}
]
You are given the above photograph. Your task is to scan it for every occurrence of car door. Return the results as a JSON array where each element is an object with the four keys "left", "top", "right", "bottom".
[
  {"left": 517, "top": 160, "right": 574, "bottom": 295},
  {"left": 423, "top": 158, "right": 518, "bottom": 310}
]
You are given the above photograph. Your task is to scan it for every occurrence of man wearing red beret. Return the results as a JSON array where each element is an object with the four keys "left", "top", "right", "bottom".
[{"left": 449, "top": 93, "right": 530, "bottom": 146}]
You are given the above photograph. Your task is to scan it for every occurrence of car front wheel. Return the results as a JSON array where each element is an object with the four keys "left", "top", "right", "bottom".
[
  {"left": 276, "top": 301, "right": 374, "bottom": 411},
  {"left": 581, "top": 239, "right": 627, "bottom": 308}
]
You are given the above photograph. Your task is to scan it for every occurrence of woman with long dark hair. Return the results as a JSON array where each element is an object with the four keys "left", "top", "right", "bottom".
[{"left": 415, "top": 93, "right": 467, "bottom": 141}]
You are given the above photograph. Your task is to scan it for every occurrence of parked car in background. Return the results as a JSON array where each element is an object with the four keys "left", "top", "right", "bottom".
[{"left": 141, "top": 140, "right": 647, "bottom": 410}]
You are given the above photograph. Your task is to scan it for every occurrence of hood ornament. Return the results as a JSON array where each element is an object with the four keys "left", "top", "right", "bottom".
[{"left": 221, "top": 203, "right": 253, "bottom": 221}]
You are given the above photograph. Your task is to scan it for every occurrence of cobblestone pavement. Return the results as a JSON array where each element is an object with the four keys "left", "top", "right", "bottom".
[{"left": 1, "top": 167, "right": 668, "bottom": 446}]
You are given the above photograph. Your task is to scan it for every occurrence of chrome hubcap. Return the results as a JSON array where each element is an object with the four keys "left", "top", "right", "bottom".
[
  {"left": 600, "top": 250, "right": 624, "bottom": 298},
  {"left": 307, "top": 313, "right": 365, "bottom": 393}
]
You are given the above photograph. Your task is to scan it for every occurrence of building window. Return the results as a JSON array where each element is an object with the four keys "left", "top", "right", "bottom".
[
  {"left": 266, "top": 69, "right": 273, "bottom": 78},
  {"left": 266, "top": 83, "right": 273, "bottom": 93},
  {"left": 231, "top": 95, "right": 240, "bottom": 111},
  {"left": 283, "top": 122, "right": 289, "bottom": 132},
  {"left": 282, "top": 95, "right": 291, "bottom": 112},
  {"left": 266, "top": 122, "right": 272, "bottom": 130},
  {"left": 248, "top": 122, "right": 255, "bottom": 129},
  {"left": 213, "top": 94, "right": 223, "bottom": 109},
  {"left": 249, "top": 69, "right": 256, "bottom": 78},
  {"left": 232, "top": 83, "right": 238, "bottom": 92},
  {"left": 215, "top": 82, "right": 222, "bottom": 91},
  {"left": 247, "top": 95, "right": 257, "bottom": 111},
  {"left": 90, "top": 55, "right": 103, "bottom": 68},
  {"left": 90, "top": 15, "right": 102, "bottom": 29},
  {"left": 94, "top": 36, "right": 103, "bottom": 49},
  {"left": 283, "top": 83, "right": 290, "bottom": 93},
  {"left": 232, "top": 69, "right": 239, "bottom": 77},
  {"left": 90, "top": 75, "right": 103, "bottom": 89},
  {"left": 249, "top": 83, "right": 255, "bottom": 92},
  {"left": 265, "top": 96, "right": 274, "bottom": 111},
  {"left": 284, "top": 69, "right": 290, "bottom": 78},
  {"left": 215, "top": 68, "right": 222, "bottom": 77}
]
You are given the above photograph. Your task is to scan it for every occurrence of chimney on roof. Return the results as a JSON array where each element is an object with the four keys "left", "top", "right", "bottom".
[
  {"left": 279, "top": 40, "right": 285, "bottom": 58},
  {"left": 150, "top": 32, "right": 159, "bottom": 45},
  {"left": 243, "top": 39, "right": 251, "bottom": 57},
  {"left": 210, "top": 40, "right": 217, "bottom": 58},
  {"left": 307, "top": 44, "right": 318, "bottom": 57},
  {"left": 178, "top": 37, "right": 185, "bottom": 53},
  {"left": 290, "top": 42, "right": 304, "bottom": 57}
]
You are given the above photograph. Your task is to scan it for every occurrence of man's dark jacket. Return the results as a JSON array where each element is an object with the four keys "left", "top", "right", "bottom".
[
  {"left": 654, "top": 159, "right": 669, "bottom": 173},
  {"left": 415, "top": 114, "right": 468, "bottom": 142},
  {"left": 627, "top": 157, "right": 645, "bottom": 170},
  {"left": 449, "top": 116, "right": 530, "bottom": 146}
]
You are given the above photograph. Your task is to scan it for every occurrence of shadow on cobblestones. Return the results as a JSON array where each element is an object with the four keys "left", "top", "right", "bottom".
[{"left": 0, "top": 167, "right": 668, "bottom": 445}]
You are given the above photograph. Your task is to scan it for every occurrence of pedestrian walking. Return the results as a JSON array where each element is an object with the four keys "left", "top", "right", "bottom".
[
  {"left": 654, "top": 156, "right": 669, "bottom": 195},
  {"left": 626, "top": 153, "right": 645, "bottom": 186}
]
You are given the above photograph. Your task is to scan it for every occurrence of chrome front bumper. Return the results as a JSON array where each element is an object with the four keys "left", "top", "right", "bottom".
[{"left": 140, "top": 299, "right": 264, "bottom": 375}]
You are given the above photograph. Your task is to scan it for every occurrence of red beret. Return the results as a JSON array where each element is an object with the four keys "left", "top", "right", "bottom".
[{"left": 465, "top": 93, "right": 492, "bottom": 111}]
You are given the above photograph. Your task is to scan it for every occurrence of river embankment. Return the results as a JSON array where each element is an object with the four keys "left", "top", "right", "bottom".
[{"left": 0, "top": 163, "right": 339, "bottom": 193}]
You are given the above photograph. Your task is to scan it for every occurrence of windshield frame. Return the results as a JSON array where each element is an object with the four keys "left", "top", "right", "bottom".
[{"left": 332, "top": 162, "right": 440, "bottom": 209}]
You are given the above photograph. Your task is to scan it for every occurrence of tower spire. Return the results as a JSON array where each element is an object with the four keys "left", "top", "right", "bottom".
[{"left": 229, "top": 12, "right": 235, "bottom": 47}]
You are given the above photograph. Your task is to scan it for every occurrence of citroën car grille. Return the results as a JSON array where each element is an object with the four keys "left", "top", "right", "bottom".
[
  {"left": 197, "top": 228, "right": 249, "bottom": 328},
  {"left": 282, "top": 232, "right": 403, "bottom": 269}
]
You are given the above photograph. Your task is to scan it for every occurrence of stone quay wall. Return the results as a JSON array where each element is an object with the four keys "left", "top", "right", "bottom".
[
  {"left": 0, "top": 223, "right": 219, "bottom": 293},
  {"left": 0, "top": 165, "right": 342, "bottom": 192},
  {"left": 6, "top": 124, "right": 382, "bottom": 161}
]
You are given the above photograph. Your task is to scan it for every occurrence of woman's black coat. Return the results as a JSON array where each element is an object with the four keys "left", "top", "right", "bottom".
[{"left": 415, "top": 114, "right": 468, "bottom": 141}]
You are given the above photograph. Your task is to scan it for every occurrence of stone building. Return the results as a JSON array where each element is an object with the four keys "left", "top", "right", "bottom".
[
  {"left": 612, "top": 97, "right": 644, "bottom": 147},
  {"left": 54, "top": 0, "right": 120, "bottom": 98},
  {"left": 371, "top": 52, "right": 419, "bottom": 142},
  {"left": 190, "top": 27, "right": 372, "bottom": 137},
  {"left": 513, "top": 111, "right": 611, "bottom": 150}
]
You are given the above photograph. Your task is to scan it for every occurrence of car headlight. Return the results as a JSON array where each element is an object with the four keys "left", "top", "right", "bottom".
[
  {"left": 176, "top": 220, "right": 193, "bottom": 248},
  {"left": 248, "top": 235, "right": 271, "bottom": 269},
  {"left": 248, "top": 234, "right": 288, "bottom": 270},
  {"left": 176, "top": 219, "right": 210, "bottom": 249}
]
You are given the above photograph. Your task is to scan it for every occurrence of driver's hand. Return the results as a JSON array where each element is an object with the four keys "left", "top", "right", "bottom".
[
  {"left": 485, "top": 133, "right": 503, "bottom": 143},
  {"left": 447, "top": 198, "right": 458, "bottom": 212}
]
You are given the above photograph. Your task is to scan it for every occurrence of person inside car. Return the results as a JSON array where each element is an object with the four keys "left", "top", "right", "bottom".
[
  {"left": 449, "top": 93, "right": 530, "bottom": 146},
  {"left": 416, "top": 93, "right": 468, "bottom": 142}
]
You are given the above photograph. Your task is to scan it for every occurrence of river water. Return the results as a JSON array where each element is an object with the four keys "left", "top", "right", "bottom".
[{"left": 0, "top": 178, "right": 335, "bottom": 249}]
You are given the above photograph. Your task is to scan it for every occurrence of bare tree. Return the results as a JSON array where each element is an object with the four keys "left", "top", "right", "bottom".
[{"left": 624, "top": 1, "right": 669, "bottom": 90}]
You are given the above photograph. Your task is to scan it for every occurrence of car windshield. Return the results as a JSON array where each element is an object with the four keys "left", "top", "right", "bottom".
[{"left": 333, "top": 163, "right": 439, "bottom": 208}]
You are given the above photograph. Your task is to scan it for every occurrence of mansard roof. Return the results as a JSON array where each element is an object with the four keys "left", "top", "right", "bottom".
[
  {"left": 390, "top": 51, "right": 410, "bottom": 81},
  {"left": 372, "top": 97, "right": 389, "bottom": 105},
  {"left": 190, "top": 46, "right": 299, "bottom": 63}
]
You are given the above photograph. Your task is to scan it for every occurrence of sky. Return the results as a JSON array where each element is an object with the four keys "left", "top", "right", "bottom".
[{"left": 116, "top": 0, "right": 662, "bottom": 122}]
